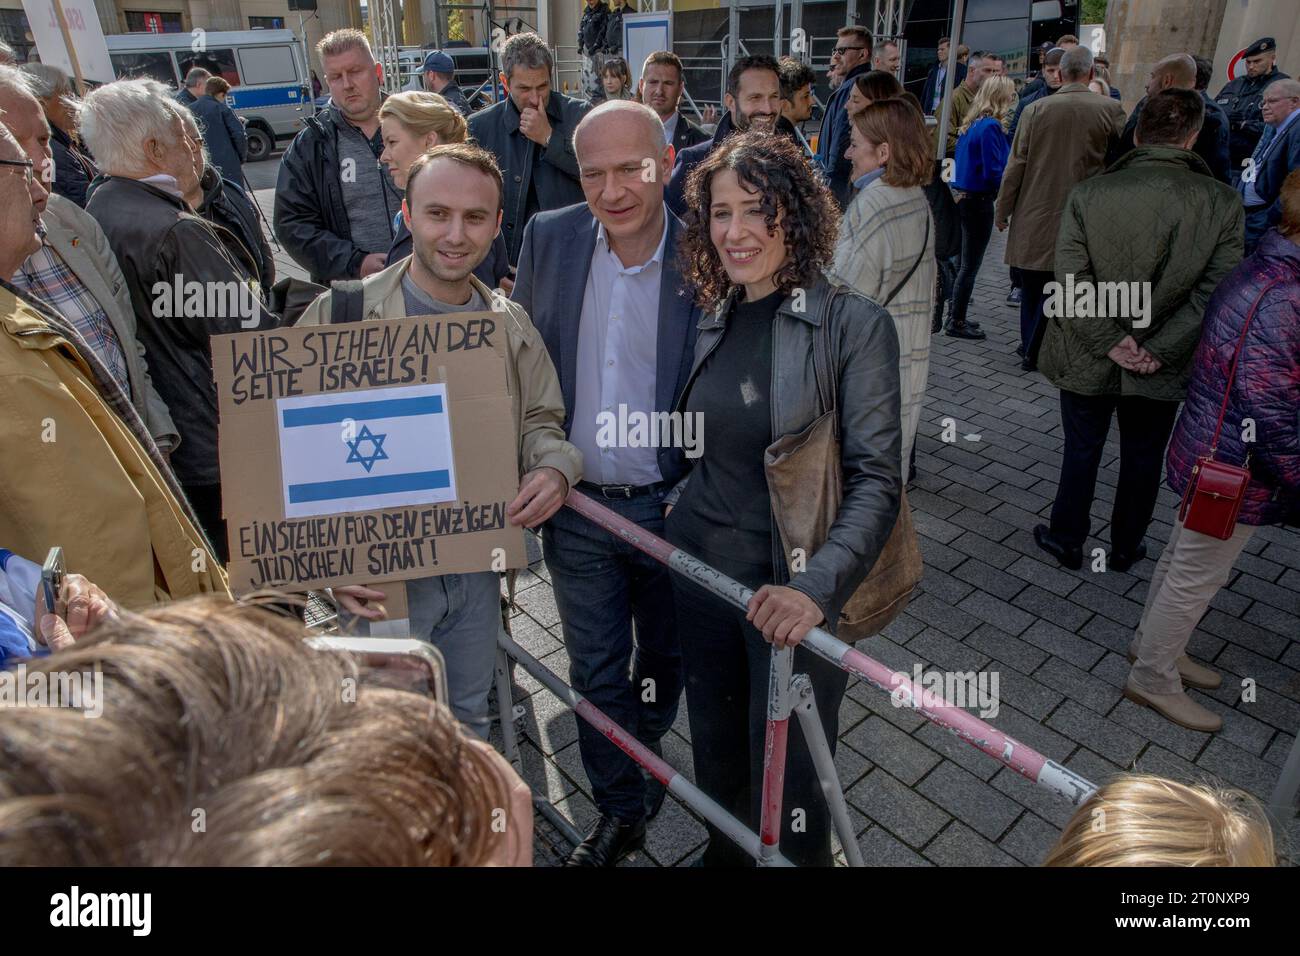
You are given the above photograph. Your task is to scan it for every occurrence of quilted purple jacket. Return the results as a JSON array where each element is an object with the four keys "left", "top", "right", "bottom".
[{"left": 1165, "top": 229, "right": 1300, "bottom": 526}]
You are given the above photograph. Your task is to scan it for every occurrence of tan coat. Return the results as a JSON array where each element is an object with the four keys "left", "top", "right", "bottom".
[
  {"left": 296, "top": 260, "right": 582, "bottom": 491},
  {"left": 0, "top": 285, "right": 229, "bottom": 610},
  {"left": 996, "top": 83, "right": 1126, "bottom": 272}
]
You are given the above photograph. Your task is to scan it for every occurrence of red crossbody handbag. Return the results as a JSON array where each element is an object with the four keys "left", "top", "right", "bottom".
[{"left": 1177, "top": 279, "right": 1282, "bottom": 540}]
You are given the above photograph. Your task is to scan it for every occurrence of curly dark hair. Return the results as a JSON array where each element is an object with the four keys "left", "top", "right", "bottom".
[{"left": 678, "top": 130, "right": 840, "bottom": 312}]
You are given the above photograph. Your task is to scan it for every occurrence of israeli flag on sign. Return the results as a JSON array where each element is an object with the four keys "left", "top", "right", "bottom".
[{"left": 277, "top": 383, "right": 458, "bottom": 519}]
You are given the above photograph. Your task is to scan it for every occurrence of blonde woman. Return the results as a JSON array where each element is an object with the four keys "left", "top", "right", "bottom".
[
  {"left": 379, "top": 90, "right": 512, "bottom": 291},
  {"left": 946, "top": 74, "right": 1017, "bottom": 338},
  {"left": 1044, "top": 775, "right": 1275, "bottom": 867}
]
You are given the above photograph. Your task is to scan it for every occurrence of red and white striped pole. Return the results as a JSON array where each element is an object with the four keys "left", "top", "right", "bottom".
[{"left": 563, "top": 490, "right": 1098, "bottom": 807}]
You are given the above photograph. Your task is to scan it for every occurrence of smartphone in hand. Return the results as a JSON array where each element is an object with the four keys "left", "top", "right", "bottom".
[{"left": 41, "top": 546, "right": 66, "bottom": 621}]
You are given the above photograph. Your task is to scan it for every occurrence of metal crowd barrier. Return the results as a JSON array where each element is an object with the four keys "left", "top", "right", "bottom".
[{"left": 495, "top": 490, "right": 1099, "bottom": 866}]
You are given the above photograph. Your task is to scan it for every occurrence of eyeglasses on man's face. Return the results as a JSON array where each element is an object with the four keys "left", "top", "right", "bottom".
[
  {"left": 0, "top": 158, "right": 34, "bottom": 186},
  {"left": 833, "top": 45, "right": 867, "bottom": 57}
]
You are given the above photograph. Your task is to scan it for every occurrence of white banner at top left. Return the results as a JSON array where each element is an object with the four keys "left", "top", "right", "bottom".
[{"left": 21, "top": 0, "right": 115, "bottom": 85}]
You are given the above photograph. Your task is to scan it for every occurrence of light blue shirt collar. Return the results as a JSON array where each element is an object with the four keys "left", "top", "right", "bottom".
[{"left": 853, "top": 167, "right": 886, "bottom": 191}]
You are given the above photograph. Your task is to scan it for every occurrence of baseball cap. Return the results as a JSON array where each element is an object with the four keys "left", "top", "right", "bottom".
[{"left": 423, "top": 51, "right": 456, "bottom": 75}]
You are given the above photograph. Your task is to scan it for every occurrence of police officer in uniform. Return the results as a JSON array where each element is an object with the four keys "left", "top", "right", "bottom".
[{"left": 1215, "top": 37, "right": 1290, "bottom": 184}]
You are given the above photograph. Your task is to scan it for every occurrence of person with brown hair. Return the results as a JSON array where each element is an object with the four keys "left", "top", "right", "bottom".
[
  {"left": 846, "top": 69, "right": 903, "bottom": 118},
  {"left": 1044, "top": 775, "right": 1274, "bottom": 866},
  {"left": 827, "top": 98, "right": 935, "bottom": 475},
  {"left": 0, "top": 596, "right": 532, "bottom": 866},
  {"left": 600, "top": 56, "right": 634, "bottom": 101},
  {"left": 297, "top": 143, "right": 579, "bottom": 744},
  {"left": 665, "top": 130, "right": 902, "bottom": 866},
  {"left": 640, "top": 50, "right": 708, "bottom": 151}
]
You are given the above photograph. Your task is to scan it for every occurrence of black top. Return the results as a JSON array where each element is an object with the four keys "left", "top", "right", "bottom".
[{"left": 671, "top": 290, "right": 781, "bottom": 561}]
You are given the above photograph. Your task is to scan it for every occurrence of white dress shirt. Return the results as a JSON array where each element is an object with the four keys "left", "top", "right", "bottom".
[{"left": 570, "top": 209, "right": 670, "bottom": 485}]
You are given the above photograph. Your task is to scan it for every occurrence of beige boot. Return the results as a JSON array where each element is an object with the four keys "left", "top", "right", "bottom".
[
  {"left": 1127, "top": 644, "right": 1222, "bottom": 690},
  {"left": 1123, "top": 678, "right": 1222, "bottom": 733}
]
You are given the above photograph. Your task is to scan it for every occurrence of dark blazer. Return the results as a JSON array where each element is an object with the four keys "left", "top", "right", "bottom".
[
  {"left": 921, "top": 60, "right": 967, "bottom": 116},
  {"left": 510, "top": 202, "right": 701, "bottom": 486},
  {"left": 670, "top": 111, "right": 709, "bottom": 153},
  {"left": 467, "top": 92, "right": 591, "bottom": 265},
  {"left": 1109, "top": 93, "right": 1232, "bottom": 184}
]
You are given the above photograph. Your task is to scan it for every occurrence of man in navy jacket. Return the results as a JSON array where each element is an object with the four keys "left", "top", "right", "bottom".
[
  {"left": 1243, "top": 78, "right": 1300, "bottom": 251},
  {"left": 513, "top": 101, "right": 700, "bottom": 867}
]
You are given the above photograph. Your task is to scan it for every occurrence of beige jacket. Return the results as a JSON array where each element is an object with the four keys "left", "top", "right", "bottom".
[
  {"left": 296, "top": 259, "right": 582, "bottom": 490},
  {"left": 826, "top": 182, "right": 936, "bottom": 475},
  {"left": 996, "top": 83, "right": 1126, "bottom": 272},
  {"left": 40, "top": 194, "right": 179, "bottom": 448}
]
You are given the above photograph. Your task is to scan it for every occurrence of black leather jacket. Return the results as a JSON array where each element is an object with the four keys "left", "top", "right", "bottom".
[
  {"left": 668, "top": 279, "right": 903, "bottom": 631},
  {"left": 579, "top": 2, "right": 611, "bottom": 55}
]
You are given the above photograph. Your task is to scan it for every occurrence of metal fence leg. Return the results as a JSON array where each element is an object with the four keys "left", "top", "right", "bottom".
[
  {"left": 758, "top": 644, "right": 794, "bottom": 866},
  {"left": 494, "top": 636, "right": 522, "bottom": 775},
  {"left": 791, "top": 674, "right": 864, "bottom": 867}
]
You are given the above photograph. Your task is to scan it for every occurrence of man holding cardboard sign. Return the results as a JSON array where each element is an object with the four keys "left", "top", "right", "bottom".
[{"left": 290, "top": 143, "right": 581, "bottom": 737}]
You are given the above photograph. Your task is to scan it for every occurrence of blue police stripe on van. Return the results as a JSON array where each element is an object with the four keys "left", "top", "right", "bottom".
[{"left": 226, "top": 84, "right": 302, "bottom": 109}]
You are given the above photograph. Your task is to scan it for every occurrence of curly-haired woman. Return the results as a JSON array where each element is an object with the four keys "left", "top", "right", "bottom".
[{"left": 664, "top": 130, "right": 903, "bottom": 866}]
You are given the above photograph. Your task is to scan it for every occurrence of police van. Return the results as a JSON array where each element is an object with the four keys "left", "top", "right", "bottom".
[{"left": 105, "top": 29, "right": 311, "bottom": 162}]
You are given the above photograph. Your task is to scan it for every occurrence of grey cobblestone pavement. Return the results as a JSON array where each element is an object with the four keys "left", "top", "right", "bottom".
[{"left": 253, "top": 166, "right": 1299, "bottom": 867}]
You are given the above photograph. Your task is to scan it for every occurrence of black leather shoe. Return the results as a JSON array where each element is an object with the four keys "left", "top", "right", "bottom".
[
  {"left": 931, "top": 314, "right": 943, "bottom": 334},
  {"left": 643, "top": 739, "right": 668, "bottom": 820},
  {"left": 1110, "top": 543, "right": 1148, "bottom": 573},
  {"left": 563, "top": 814, "right": 646, "bottom": 867},
  {"left": 1034, "top": 524, "right": 1082, "bottom": 571},
  {"left": 1020, "top": 357, "right": 1037, "bottom": 372},
  {"left": 1007, "top": 288, "right": 1022, "bottom": 304},
  {"left": 945, "top": 323, "right": 987, "bottom": 340}
]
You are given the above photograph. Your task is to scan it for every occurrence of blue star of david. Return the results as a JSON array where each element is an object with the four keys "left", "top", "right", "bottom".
[{"left": 345, "top": 425, "right": 389, "bottom": 473}]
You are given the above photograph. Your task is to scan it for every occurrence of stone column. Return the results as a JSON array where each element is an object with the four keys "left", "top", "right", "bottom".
[{"left": 1104, "top": 0, "right": 1228, "bottom": 111}]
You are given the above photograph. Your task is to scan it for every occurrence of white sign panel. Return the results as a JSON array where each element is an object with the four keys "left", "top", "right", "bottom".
[
  {"left": 277, "top": 383, "right": 459, "bottom": 519},
  {"left": 624, "top": 12, "right": 672, "bottom": 91},
  {"left": 21, "top": 0, "right": 115, "bottom": 84}
]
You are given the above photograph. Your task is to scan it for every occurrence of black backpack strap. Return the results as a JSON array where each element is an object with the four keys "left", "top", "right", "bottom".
[{"left": 329, "top": 280, "right": 366, "bottom": 324}]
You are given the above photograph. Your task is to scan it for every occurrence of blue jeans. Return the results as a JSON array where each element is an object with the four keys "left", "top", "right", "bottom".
[
  {"left": 542, "top": 490, "right": 683, "bottom": 820},
  {"left": 343, "top": 571, "right": 502, "bottom": 739}
]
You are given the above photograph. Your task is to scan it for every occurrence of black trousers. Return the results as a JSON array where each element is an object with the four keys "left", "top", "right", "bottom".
[
  {"left": 951, "top": 192, "right": 996, "bottom": 329},
  {"left": 182, "top": 482, "right": 228, "bottom": 563},
  {"left": 1018, "top": 268, "right": 1056, "bottom": 361},
  {"left": 664, "top": 523, "right": 848, "bottom": 867},
  {"left": 1049, "top": 391, "right": 1180, "bottom": 555}
]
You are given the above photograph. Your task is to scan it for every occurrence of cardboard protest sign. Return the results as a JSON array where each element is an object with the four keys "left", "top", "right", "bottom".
[{"left": 213, "top": 314, "right": 526, "bottom": 592}]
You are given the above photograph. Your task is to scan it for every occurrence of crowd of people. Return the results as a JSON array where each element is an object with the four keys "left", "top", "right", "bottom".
[{"left": 0, "top": 22, "right": 1294, "bottom": 869}]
